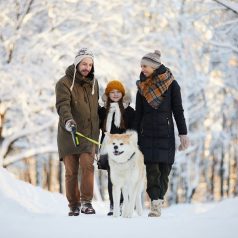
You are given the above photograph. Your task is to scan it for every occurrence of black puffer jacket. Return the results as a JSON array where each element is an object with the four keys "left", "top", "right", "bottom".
[
  {"left": 133, "top": 80, "right": 187, "bottom": 164},
  {"left": 99, "top": 105, "right": 135, "bottom": 143}
]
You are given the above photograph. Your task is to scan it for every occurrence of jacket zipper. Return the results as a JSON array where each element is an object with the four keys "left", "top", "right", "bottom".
[
  {"left": 167, "top": 117, "right": 170, "bottom": 137},
  {"left": 140, "top": 117, "right": 144, "bottom": 135},
  {"left": 83, "top": 86, "right": 92, "bottom": 136}
]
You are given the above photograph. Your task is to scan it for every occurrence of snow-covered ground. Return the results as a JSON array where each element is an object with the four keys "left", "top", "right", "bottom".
[{"left": 0, "top": 167, "right": 237, "bottom": 238}]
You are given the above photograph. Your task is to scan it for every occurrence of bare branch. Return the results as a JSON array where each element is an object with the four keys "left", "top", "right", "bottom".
[
  {"left": 209, "top": 40, "right": 238, "bottom": 53},
  {"left": 16, "top": 0, "right": 34, "bottom": 30},
  {"left": 213, "top": 0, "right": 238, "bottom": 15}
]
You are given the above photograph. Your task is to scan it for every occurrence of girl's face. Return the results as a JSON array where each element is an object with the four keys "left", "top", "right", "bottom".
[
  {"left": 109, "top": 89, "right": 123, "bottom": 102},
  {"left": 141, "top": 64, "right": 155, "bottom": 77}
]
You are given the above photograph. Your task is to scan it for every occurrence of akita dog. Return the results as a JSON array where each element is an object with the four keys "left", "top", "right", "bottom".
[{"left": 100, "top": 130, "right": 146, "bottom": 218}]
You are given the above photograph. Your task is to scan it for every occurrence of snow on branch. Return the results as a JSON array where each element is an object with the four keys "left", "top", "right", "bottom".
[
  {"left": 0, "top": 118, "right": 57, "bottom": 162},
  {"left": 3, "top": 145, "right": 57, "bottom": 167}
]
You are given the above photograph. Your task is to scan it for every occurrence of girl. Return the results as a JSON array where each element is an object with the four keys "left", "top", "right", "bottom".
[{"left": 98, "top": 80, "right": 135, "bottom": 216}]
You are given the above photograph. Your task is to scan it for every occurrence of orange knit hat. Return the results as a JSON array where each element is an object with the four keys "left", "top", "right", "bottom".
[{"left": 105, "top": 80, "right": 125, "bottom": 96}]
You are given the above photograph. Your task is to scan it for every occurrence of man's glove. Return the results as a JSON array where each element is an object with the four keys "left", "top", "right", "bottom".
[
  {"left": 178, "top": 135, "right": 189, "bottom": 151},
  {"left": 65, "top": 119, "right": 76, "bottom": 132}
]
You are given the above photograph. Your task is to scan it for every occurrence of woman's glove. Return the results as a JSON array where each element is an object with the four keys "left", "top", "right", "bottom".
[{"left": 178, "top": 135, "right": 189, "bottom": 151}]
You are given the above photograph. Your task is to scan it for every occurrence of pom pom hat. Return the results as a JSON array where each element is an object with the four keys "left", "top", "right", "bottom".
[
  {"left": 105, "top": 80, "right": 125, "bottom": 96},
  {"left": 141, "top": 50, "right": 162, "bottom": 69},
  {"left": 70, "top": 48, "right": 95, "bottom": 94},
  {"left": 74, "top": 48, "right": 94, "bottom": 67}
]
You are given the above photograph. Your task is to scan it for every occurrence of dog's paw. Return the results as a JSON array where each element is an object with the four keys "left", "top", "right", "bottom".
[
  {"left": 137, "top": 210, "right": 143, "bottom": 216},
  {"left": 122, "top": 213, "right": 133, "bottom": 218},
  {"left": 113, "top": 210, "right": 120, "bottom": 218},
  {"left": 136, "top": 206, "right": 143, "bottom": 216},
  {"left": 122, "top": 208, "right": 133, "bottom": 218},
  {"left": 121, "top": 206, "right": 127, "bottom": 216},
  {"left": 122, "top": 211, "right": 127, "bottom": 218}
]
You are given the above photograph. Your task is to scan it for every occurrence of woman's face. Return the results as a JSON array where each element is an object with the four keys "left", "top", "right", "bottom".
[
  {"left": 141, "top": 64, "right": 155, "bottom": 77},
  {"left": 109, "top": 89, "right": 123, "bottom": 102}
]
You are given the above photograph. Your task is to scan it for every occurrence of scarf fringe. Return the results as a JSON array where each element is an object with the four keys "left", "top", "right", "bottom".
[{"left": 106, "top": 103, "right": 121, "bottom": 132}]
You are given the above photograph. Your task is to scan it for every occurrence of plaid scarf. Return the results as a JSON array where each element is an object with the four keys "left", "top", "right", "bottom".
[{"left": 136, "top": 68, "right": 174, "bottom": 109}]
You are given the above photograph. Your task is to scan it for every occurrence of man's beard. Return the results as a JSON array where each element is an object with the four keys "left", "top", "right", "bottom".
[{"left": 81, "top": 70, "right": 90, "bottom": 76}]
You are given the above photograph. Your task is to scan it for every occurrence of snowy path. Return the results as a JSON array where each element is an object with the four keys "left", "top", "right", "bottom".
[{"left": 0, "top": 168, "right": 237, "bottom": 238}]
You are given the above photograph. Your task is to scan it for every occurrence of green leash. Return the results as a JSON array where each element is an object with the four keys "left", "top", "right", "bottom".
[{"left": 73, "top": 131, "right": 101, "bottom": 146}]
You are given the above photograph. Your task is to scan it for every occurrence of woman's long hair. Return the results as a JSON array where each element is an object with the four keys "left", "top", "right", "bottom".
[{"left": 102, "top": 98, "right": 125, "bottom": 132}]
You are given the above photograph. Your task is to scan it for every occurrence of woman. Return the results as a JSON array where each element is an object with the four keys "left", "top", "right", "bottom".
[
  {"left": 98, "top": 80, "right": 135, "bottom": 216},
  {"left": 133, "top": 50, "right": 189, "bottom": 217}
]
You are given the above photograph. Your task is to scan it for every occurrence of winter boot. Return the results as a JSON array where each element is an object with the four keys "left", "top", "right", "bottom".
[
  {"left": 148, "top": 199, "right": 163, "bottom": 217},
  {"left": 81, "top": 202, "right": 96, "bottom": 214},
  {"left": 68, "top": 206, "right": 80, "bottom": 216},
  {"left": 107, "top": 205, "right": 113, "bottom": 216}
]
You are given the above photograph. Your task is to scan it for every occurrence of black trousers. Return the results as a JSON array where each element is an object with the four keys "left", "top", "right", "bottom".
[
  {"left": 146, "top": 163, "right": 172, "bottom": 201},
  {"left": 107, "top": 168, "right": 123, "bottom": 208}
]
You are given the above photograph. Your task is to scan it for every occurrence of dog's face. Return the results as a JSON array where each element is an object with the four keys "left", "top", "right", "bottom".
[{"left": 103, "top": 131, "right": 138, "bottom": 164}]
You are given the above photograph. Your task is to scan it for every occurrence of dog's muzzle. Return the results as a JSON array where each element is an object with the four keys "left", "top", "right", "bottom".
[{"left": 113, "top": 150, "right": 124, "bottom": 156}]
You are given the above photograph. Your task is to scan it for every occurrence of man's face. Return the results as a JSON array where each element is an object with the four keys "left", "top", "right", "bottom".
[
  {"left": 141, "top": 64, "right": 155, "bottom": 77},
  {"left": 77, "top": 58, "right": 93, "bottom": 77}
]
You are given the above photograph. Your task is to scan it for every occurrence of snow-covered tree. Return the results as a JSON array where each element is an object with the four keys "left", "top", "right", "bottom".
[{"left": 0, "top": 0, "right": 237, "bottom": 203}]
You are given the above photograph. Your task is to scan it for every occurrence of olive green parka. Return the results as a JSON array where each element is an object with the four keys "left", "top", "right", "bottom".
[{"left": 55, "top": 65, "right": 100, "bottom": 160}]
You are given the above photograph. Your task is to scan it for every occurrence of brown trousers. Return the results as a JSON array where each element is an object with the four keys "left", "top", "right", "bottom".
[{"left": 63, "top": 151, "right": 94, "bottom": 208}]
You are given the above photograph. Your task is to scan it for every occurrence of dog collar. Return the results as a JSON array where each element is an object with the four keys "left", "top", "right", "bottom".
[
  {"left": 128, "top": 152, "right": 136, "bottom": 161},
  {"left": 115, "top": 152, "right": 136, "bottom": 164}
]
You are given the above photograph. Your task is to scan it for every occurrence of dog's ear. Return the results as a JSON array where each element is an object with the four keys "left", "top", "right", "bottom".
[{"left": 125, "top": 130, "right": 138, "bottom": 146}]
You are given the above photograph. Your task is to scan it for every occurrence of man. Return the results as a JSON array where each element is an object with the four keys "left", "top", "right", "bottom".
[{"left": 55, "top": 48, "right": 100, "bottom": 216}]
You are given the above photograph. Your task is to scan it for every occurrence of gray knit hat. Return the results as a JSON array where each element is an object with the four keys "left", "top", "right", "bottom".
[
  {"left": 70, "top": 48, "right": 95, "bottom": 93},
  {"left": 141, "top": 50, "right": 161, "bottom": 69},
  {"left": 74, "top": 48, "right": 94, "bottom": 66}
]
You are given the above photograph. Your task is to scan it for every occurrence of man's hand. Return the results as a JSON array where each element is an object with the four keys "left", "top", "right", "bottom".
[{"left": 65, "top": 119, "right": 77, "bottom": 132}]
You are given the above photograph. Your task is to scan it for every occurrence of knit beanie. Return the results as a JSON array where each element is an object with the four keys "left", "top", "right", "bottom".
[
  {"left": 105, "top": 80, "right": 125, "bottom": 96},
  {"left": 70, "top": 48, "right": 95, "bottom": 93},
  {"left": 74, "top": 48, "right": 94, "bottom": 67},
  {"left": 140, "top": 50, "right": 161, "bottom": 69}
]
